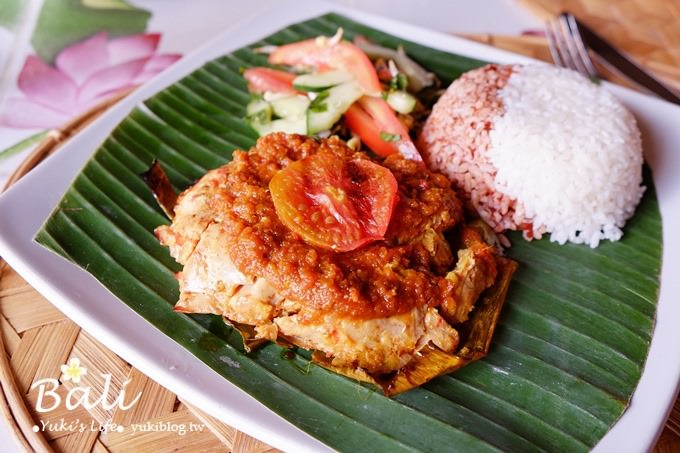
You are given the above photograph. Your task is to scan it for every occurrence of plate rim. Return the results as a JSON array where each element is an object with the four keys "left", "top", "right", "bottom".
[{"left": 0, "top": 0, "right": 679, "bottom": 451}]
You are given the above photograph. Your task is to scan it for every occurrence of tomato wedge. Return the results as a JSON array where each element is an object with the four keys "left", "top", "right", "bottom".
[
  {"left": 345, "top": 97, "right": 422, "bottom": 161},
  {"left": 269, "top": 152, "right": 397, "bottom": 252},
  {"left": 243, "top": 67, "right": 297, "bottom": 94},
  {"left": 269, "top": 38, "right": 381, "bottom": 94}
]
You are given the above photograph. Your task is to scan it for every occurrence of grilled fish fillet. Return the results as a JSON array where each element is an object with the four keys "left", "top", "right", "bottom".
[
  {"left": 156, "top": 133, "right": 500, "bottom": 376},
  {"left": 162, "top": 215, "right": 460, "bottom": 374}
]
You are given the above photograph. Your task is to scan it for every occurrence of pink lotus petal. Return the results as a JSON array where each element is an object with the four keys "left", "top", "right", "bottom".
[
  {"left": 18, "top": 55, "right": 78, "bottom": 113},
  {"left": 107, "top": 33, "right": 160, "bottom": 66},
  {"left": 0, "top": 98, "right": 70, "bottom": 129},
  {"left": 133, "top": 54, "right": 182, "bottom": 84},
  {"left": 80, "top": 84, "right": 136, "bottom": 111},
  {"left": 77, "top": 57, "right": 149, "bottom": 104},
  {"left": 144, "top": 53, "right": 182, "bottom": 72},
  {"left": 56, "top": 32, "right": 110, "bottom": 85}
]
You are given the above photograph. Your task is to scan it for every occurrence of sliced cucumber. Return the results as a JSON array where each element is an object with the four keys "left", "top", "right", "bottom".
[
  {"left": 251, "top": 117, "right": 307, "bottom": 136},
  {"left": 245, "top": 98, "right": 272, "bottom": 123},
  {"left": 293, "top": 70, "right": 352, "bottom": 92},
  {"left": 386, "top": 90, "right": 417, "bottom": 114},
  {"left": 271, "top": 95, "right": 310, "bottom": 119},
  {"left": 307, "top": 80, "right": 363, "bottom": 134}
]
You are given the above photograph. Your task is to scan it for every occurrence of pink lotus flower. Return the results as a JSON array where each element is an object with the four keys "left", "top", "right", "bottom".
[{"left": 0, "top": 32, "right": 181, "bottom": 129}]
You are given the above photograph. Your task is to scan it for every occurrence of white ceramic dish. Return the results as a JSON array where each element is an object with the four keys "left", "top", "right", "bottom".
[{"left": 0, "top": 1, "right": 678, "bottom": 451}]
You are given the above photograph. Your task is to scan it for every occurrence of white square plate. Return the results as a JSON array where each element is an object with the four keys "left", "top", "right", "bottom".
[{"left": 0, "top": 1, "right": 679, "bottom": 450}]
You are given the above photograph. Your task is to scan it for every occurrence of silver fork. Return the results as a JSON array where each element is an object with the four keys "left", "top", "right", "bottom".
[{"left": 545, "top": 12, "right": 598, "bottom": 79}]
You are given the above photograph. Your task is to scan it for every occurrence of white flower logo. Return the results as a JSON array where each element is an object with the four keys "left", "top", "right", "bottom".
[{"left": 60, "top": 358, "right": 88, "bottom": 384}]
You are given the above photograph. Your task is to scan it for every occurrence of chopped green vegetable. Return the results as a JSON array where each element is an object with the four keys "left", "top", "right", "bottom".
[
  {"left": 247, "top": 109, "right": 271, "bottom": 124},
  {"left": 307, "top": 80, "right": 363, "bottom": 134},
  {"left": 245, "top": 98, "right": 273, "bottom": 126},
  {"left": 271, "top": 95, "right": 310, "bottom": 119},
  {"left": 380, "top": 131, "right": 401, "bottom": 142},
  {"left": 308, "top": 91, "right": 330, "bottom": 113},
  {"left": 252, "top": 117, "right": 307, "bottom": 136},
  {"left": 293, "top": 70, "right": 352, "bottom": 92},
  {"left": 389, "top": 73, "right": 408, "bottom": 92},
  {"left": 386, "top": 91, "right": 417, "bottom": 114}
]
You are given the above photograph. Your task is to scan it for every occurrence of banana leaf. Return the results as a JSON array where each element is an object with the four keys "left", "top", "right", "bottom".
[{"left": 35, "top": 13, "right": 662, "bottom": 452}]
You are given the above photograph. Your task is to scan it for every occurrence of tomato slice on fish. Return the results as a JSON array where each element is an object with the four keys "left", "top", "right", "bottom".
[
  {"left": 269, "top": 152, "right": 397, "bottom": 252},
  {"left": 243, "top": 67, "right": 297, "bottom": 94}
]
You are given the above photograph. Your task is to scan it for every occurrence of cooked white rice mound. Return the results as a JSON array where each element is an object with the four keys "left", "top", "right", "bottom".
[{"left": 419, "top": 63, "right": 645, "bottom": 248}]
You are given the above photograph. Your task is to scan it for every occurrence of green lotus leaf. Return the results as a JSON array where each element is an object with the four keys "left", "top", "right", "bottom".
[{"left": 31, "top": 0, "right": 150, "bottom": 63}]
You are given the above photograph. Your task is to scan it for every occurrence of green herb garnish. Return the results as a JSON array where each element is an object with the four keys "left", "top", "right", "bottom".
[
  {"left": 389, "top": 73, "right": 408, "bottom": 92},
  {"left": 308, "top": 90, "right": 330, "bottom": 112},
  {"left": 380, "top": 131, "right": 401, "bottom": 142}
]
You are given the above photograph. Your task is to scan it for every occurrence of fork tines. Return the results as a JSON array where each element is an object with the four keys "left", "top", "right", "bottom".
[{"left": 546, "top": 12, "right": 598, "bottom": 79}]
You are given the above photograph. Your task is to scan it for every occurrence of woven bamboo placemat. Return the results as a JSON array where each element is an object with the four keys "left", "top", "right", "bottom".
[
  {"left": 0, "top": 92, "right": 278, "bottom": 453},
  {"left": 1, "top": 29, "right": 679, "bottom": 453}
]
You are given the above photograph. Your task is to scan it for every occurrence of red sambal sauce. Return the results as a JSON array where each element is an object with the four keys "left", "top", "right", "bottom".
[{"left": 220, "top": 133, "right": 464, "bottom": 320}]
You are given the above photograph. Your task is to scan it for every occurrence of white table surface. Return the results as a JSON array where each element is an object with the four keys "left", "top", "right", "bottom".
[{"left": 0, "top": 0, "right": 539, "bottom": 451}]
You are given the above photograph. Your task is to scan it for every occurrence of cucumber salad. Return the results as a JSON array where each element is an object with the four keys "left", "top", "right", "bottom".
[{"left": 242, "top": 29, "right": 439, "bottom": 161}]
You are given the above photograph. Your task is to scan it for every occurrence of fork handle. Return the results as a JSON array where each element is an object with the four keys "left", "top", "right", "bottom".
[{"left": 571, "top": 14, "right": 680, "bottom": 105}]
